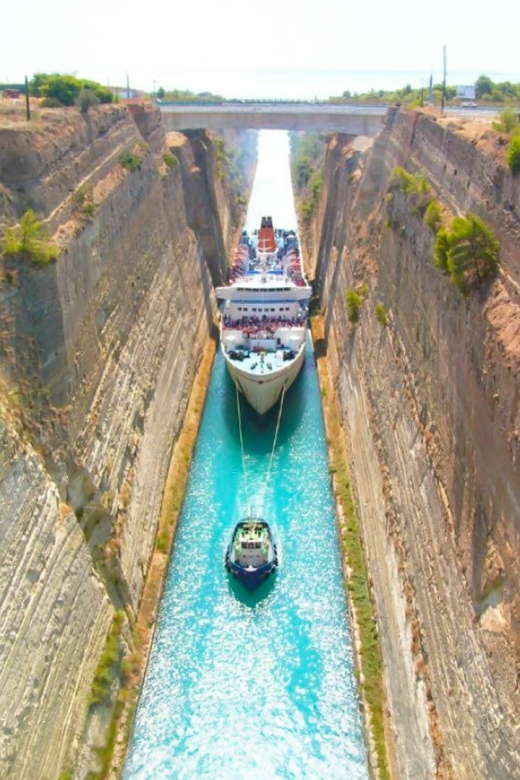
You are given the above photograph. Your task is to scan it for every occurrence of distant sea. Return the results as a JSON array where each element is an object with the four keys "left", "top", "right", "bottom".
[{"left": 149, "top": 68, "right": 520, "bottom": 101}]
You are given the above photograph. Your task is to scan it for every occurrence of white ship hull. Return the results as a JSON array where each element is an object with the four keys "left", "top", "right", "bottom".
[{"left": 222, "top": 340, "right": 306, "bottom": 415}]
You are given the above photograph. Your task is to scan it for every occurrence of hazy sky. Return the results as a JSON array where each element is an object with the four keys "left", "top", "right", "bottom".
[{"left": 3, "top": 0, "right": 519, "bottom": 98}]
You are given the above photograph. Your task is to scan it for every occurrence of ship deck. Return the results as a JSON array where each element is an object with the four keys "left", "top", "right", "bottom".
[{"left": 224, "top": 349, "right": 291, "bottom": 378}]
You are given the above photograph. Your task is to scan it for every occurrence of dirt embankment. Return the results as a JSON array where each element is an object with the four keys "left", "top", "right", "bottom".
[{"left": 310, "top": 110, "right": 520, "bottom": 779}]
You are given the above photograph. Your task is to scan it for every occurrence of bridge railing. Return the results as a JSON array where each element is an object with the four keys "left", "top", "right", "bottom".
[{"left": 156, "top": 99, "right": 392, "bottom": 109}]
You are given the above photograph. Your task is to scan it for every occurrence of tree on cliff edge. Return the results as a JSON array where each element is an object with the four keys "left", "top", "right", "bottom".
[
  {"left": 29, "top": 73, "right": 112, "bottom": 106},
  {"left": 2, "top": 210, "right": 60, "bottom": 264},
  {"left": 77, "top": 88, "right": 100, "bottom": 115},
  {"left": 434, "top": 213, "right": 499, "bottom": 294}
]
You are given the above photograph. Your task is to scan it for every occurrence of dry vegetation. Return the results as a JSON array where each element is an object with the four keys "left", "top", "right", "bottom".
[{"left": 420, "top": 106, "right": 512, "bottom": 165}]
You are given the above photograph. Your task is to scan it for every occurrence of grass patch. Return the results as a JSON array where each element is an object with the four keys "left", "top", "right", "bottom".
[
  {"left": 155, "top": 531, "right": 169, "bottom": 552},
  {"left": 90, "top": 611, "right": 124, "bottom": 706},
  {"left": 93, "top": 698, "right": 124, "bottom": 780},
  {"left": 119, "top": 150, "right": 141, "bottom": 173}
]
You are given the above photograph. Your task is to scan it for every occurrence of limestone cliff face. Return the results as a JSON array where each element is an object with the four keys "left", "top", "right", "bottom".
[
  {"left": 0, "top": 402, "right": 113, "bottom": 780},
  {"left": 0, "top": 105, "right": 136, "bottom": 227},
  {"left": 0, "top": 103, "right": 255, "bottom": 778},
  {"left": 311, "top": 111, "right": 520, "bottom": 779}
]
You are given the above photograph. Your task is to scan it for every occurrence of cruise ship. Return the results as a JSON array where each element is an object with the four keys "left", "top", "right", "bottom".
[{"left": 216, "top": 217, "right": 312, "bottom": 415}]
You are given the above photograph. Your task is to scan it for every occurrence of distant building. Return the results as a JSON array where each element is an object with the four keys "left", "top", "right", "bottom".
[
  {"left": 456, "top": 85, "right": 476, "bottom": 100},
  {"left": 2, "top": 88, "right": 21, "bottom": 99},
  {"left": 109, "top": 86, "right": 147, "bottom": 102}
]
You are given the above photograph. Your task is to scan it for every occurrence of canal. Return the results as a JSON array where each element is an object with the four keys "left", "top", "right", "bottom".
[{"left": 123, "top": 131, "right": 369, "bottom": 779}]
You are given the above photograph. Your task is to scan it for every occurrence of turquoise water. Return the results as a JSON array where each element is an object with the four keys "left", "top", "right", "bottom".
[{"left": 123, "top": 338, "right": 369, "bottom": 779}]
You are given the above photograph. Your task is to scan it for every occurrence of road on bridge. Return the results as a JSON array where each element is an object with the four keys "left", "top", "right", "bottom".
[{"left": 158, "top": 101, "right": 391, "bottom": 134}]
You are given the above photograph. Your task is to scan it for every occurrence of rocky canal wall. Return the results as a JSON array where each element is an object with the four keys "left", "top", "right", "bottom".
[
  {"left": 0, "top": 103, "right": 256, "bottom": 778},
  {"left": 311, "top": 110, "right": 520, "bottom": 778}
]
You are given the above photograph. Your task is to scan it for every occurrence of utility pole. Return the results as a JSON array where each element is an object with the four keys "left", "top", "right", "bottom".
[
  {"left": 24, "top": 75, "right": 31, "bottom": 121},
  {"left": 441, "top": 45, "right": 447, "bottom": 114}
]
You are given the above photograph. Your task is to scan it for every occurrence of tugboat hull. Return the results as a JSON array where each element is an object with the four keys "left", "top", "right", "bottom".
[{"left": 225, "top": 557, "right": 277, "bottom": 591}]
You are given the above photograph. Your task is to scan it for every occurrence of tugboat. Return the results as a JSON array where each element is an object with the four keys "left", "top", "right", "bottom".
[{"left": 225, "top": 517, "right": 278, "bottom": 591}]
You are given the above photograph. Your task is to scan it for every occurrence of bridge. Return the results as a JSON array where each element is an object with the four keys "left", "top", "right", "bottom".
[{"left": 158, "top": 101, "right": 390, "bottom": 136}]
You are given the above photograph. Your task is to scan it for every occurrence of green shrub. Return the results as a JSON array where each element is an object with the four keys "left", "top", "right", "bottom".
[
  {"left": 433, "top": 228, "right": 450, "bottom": 272},
  {"left": 300, "top": 199, "right": 315, "bottom": 224},
  {"left": 507, "top": 135, "right": 520, "bottom": 174},
  {"left": 375, "top": 303, "right": 389, "bottom": 326},
  {"left": 291, "top": 134, "right": 323, "bottom": 190},
  {"left": 119, "top": 150, "right": 141, "bottom": 173},
  {"left": 156, "top": 533, "right": 169, "bottom": 552},
  {"left": 387, "top": 166, "right": 434, "bottom": 219},
  {"left": 163, "top": 152, "right": 177, "bottom": 168},
  {"left": 214, "top": 136, "right": 226, "bottom": 181},
  {"left": 493, "top": 107, "right": 520, "bottom": 134},
  {"left": 81, "top": 201, "right": 96, "bottom": 217},
  {"left": 434, "top": 213, "right": 499, "bottom": 293},
  {"left": 41, "top": 97, "right": 63, "bottom": 108},
  {"left": 295, "top": 157, "right": 312, "bottom": 188},
  {"left": 76, "top": 88, "right": 99, "bottom": 115},
  {"left": 289, "top": 133, "right": 326, "bottom": 227},
  {"left": 310, "top": 170, "right": 322, "bottom": 202},
  {"left": 90, "top": 612, "right": 124, "bottom": 706},
  {"left": 389, "top": 166, "right": 431, "bottom": 198},
  {"left": 424, "top": 199, "right": 442, "bottom": 231},
  {"left": 71, "top": 184, "right": 96, "bottom": 218},
  {"left": 30, "top": 73, "right": 113, "bottom": 106},
  {"left": 346, "top": 289, "right": 362, "bottom": 322},
  {"left": 299, "top": 170, "right": 323, "bottom": 225},
  {"left": 72, "top": 183, "right": 93, "bottom": 206},
  {"left": 2, "top": 210, "right": 59, "bottom": 264}
]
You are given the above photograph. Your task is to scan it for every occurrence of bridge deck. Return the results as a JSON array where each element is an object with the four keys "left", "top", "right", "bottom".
[{"left": 158, "top": 101, "right": 390, "bottom": 134}]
